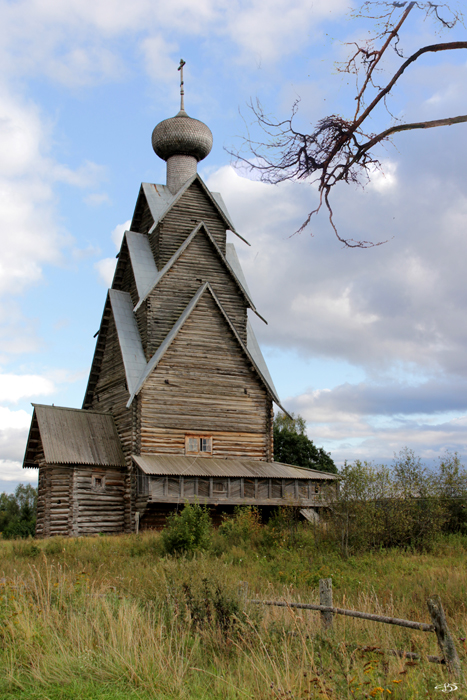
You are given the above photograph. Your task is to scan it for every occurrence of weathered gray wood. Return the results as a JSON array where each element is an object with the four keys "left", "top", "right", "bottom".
[
  {"left": 248, "top": 599, "right": 435, "bottom": 632},
  {"left": 319, "top": 578, "right": 333, "bottom": 631},
  {"left": 427, "top": 596, "right": 463, "bottom": 678}
]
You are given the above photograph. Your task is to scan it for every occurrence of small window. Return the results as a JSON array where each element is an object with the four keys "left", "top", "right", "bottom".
[
  {"left": 92, "top": 474, "right": 105, "bottom": 491},
  {"left": 187, "top": 437, "right": 198, "bottom": 452},
  {"left": 314, "top": 484, "right": 321, "bottom": 494},
  {"left": 137, "top": 471, "right": 149, "bottom": 496},
  {"left": 200, "top": 437, "right": 212, "bottom": 453},
  {"left": 213, "top": 479, "right": 227, "bottom": 495},
  {"left": 185, "top": 435, "right": 212, "bottom": 455}
]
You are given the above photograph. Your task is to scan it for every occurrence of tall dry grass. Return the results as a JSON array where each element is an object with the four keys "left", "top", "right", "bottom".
[{"left": 0, "top": 530, "right": 466, "bottom": 699}]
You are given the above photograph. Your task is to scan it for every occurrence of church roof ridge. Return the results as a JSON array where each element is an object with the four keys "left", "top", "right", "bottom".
[
  {"left": 132, "top": 220, "right": 265, "bottom": 322},
  {"left": 124, "top": 230, "right": 158, "bottom": 300},
  {"left": 136, "top": 174, "right": 251, "bottom": 246},
  {"left": 109, "top": 289, "right": 146, "bottom": 396},
  {"left": 127, "top": 281, "right": 286, "bottom": 412}
]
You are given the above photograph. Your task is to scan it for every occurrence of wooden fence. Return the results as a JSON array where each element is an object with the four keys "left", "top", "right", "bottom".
[{"left": 241, "top": 578, "right": 463, "bottom": 680}]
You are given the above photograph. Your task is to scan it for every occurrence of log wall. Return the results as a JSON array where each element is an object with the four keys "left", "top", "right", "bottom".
[
  {"left": 140, "top": 293, "right": 272, "bottom": 459},
  {"left": 90, "top": 315, "right": 134, "bottom": 531},
  {"left": 35, "top": 463, "right": 71, "bottom": 538},
  {"left": 132, "top": 190, "right": 155, "bottom": 235},
  {"left": 71, "top": 466, "right": 126, "bottom": 536},
  {"left": 149, "top": 180, "right": 227, "bottom": 268},
  {"left": 146, "top": 232, "right": 247, "bottom": 357}
]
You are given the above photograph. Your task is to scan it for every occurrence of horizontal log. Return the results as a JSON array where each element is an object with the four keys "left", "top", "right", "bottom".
[{"left": 248, "top": 600, "right": 435, "bottom": 632}]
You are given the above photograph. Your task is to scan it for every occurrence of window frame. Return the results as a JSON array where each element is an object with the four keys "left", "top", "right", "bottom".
[{"left": 185, "top": 435, "right": 213, "bottom": 456}]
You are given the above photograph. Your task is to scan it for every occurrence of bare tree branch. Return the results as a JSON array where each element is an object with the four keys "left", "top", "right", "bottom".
[{"left": 230, "top": 2, "right": 466, "bottom": 247}]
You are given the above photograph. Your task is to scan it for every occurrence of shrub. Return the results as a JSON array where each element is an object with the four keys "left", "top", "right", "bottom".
[
  {"left": 161, "top": 502, "right": 212, "bottom": 555},
  {"left": 0, "top": 484, "right": 37, "bottom": 540},
  {"left": 218, "top": 506, "right": 261, "bottom": 544}
]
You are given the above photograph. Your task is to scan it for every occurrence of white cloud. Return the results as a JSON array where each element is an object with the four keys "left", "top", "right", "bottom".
[
  {"left": 0, "top": 374, "right": 55, "bottom": 404},
  {"left": 95, "top": 257, "right": 117, "bottom": 287},
  {"left": 0, "top": 460, "right": 37, "bottom": 485},
  {"left": 0, "top": 86, "right": 107, "bottom": 300},
  {"left": 0, "top": 407, "right": 32, "bottom": 470},
  {"left": 225, "top": 0, "right": 347, "bottom": 63},
  {"left": 140, "top": 35, "right": 179, "bottom": 84},
  {"left": 111, "top": 220, "right": 131, "bottom": 249}
]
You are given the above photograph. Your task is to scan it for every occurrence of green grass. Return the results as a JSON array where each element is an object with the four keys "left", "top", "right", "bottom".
[{"left": 0, "top": 527, "right": 466, "bottom": 699}]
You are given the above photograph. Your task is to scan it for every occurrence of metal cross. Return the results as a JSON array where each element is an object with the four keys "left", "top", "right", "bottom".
[{"left": 178, "top": 59, "right": 186, "bottom": 111}]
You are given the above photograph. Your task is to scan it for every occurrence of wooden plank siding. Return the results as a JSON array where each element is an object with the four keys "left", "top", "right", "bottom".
[
  {"left": 149, "top": 180, "right": 227, "bottom": 268},
  {"left": 90, "top": 314, "right": 134, "bottom": 532},
  {"left": 112, "top": 239, "right": 140, "bottom": 309},
  {"left": 139, "top": 427, "right": 270, "bottom": 460},
  {"left": 145, "top": 232, "right": 247, "bottom": 357},
  {"left": 131, "top": 189, "right": 155, "bottom": 235},
  {"left": 140, "top": 293, "right": 273, "bottom": 460},
  {"left": 71, "top": 466, "right": 126, "bottom": 536}
]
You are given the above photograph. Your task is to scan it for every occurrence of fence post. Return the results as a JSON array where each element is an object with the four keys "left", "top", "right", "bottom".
[
  {"left": 319, "top": 578, "right": 333, "bottom": 631},
  {"left": 427, "top": 596, "right": 463, "bottom": 680},
  {"left": 238, "top": 581, "right": 249, "bottom": 609}
]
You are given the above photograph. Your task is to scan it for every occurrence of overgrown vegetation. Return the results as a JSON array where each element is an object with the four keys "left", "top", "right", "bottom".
[
  {"left": 161, "top": 502, "right": 212, "bottom": 555},
  {"left": 1, "top": 450, "right": 466, "bottom": 697},
  {"left": 0, "top": 521, "right": 466, "bottom": 699},
  {"left": 332, "top": 450, "right": 467, "bottom": 556},
  {"left": 0, "top": 484, "right": 37, "bottom": 539}
]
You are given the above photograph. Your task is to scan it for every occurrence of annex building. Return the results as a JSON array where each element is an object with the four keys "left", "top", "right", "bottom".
[{"left": 23, "top": 68, "right": 337, "bottom": 537}]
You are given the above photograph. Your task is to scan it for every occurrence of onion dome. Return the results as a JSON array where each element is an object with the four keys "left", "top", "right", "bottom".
[{"left": 152, "top": 109, "right": 213, "bottom": 162}]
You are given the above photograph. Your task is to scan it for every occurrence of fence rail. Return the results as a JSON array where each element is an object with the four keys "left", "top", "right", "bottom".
[
  {"left": 247, "top": 598, "right": 435, "bottom": 631},
  {"left": 241, "top": 579, "right": 463, "bottom": 680}
]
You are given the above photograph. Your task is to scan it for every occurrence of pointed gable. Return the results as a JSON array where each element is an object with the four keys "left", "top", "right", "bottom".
[
  {"left": 128, "top": 283, "right": 281, "bottom": 410},
  {"left": 137, "top": 286, "right": 272, "bottom": 434},
  {"left": 23, "top": 405, "right": 125, "bottom": 468}
]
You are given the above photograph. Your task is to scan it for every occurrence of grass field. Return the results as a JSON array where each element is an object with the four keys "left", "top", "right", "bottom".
[{"left": 0, "top": 525, "right": 466, "bottom": 699}]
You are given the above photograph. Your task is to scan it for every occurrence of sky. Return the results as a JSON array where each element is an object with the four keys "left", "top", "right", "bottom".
[{"left": 1, "top": 0, "right": 467, "bottom": 492}]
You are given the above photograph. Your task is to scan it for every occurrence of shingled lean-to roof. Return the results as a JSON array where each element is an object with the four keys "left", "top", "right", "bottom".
[
  {"left": 23, "top": 405, "right": 126, "bottom": 468},
  {"left": 133, "top": 454, "right": 337, "bottom": 480}
]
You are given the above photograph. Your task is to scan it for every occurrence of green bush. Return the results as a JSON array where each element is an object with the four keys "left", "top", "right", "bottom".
[
  {"left": 161, "top": 502, "right": 212, "bottom": 555},
  {"left": 0, "top": 484, "right": 37, "bottom": 539},
  {"left": 218, "top": 506, "right": 261, "bottom": 544}
]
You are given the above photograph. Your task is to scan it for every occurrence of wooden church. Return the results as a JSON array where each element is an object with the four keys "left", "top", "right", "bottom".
[{"left": 23, "top": 66, "right": 338, "bottom": 537}]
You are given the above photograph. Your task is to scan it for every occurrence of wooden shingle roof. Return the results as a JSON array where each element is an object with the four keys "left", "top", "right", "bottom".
[
  {"left": 23, "top": 405, "right": 125, "bottom": 468},
  {"left": 133, "top": 454, "right": 337, "bottom": 480}
]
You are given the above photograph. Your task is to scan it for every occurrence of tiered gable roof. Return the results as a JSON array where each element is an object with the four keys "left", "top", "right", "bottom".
[
  {"left": 132, "top": 175, "right": 249, "bottom": 245},
  {"left": 84, "top": 173, "right": 284, "bottom": 415}
]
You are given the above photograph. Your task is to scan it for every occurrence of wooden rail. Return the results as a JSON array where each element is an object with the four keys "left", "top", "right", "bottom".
[
  {"left": 241, "top": 579, "right": 463, "bottom": 680},
  {"left": 248, "top": 598, "right": 435, "bottom": 631}
]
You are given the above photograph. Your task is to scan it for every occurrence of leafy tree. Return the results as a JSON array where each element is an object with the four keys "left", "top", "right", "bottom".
[
  {"left": 434, "top": 451, "right": 467, "bottom": 533},
  {"left": 273, "top": 411, "right": 337, "bottom": 473},
  {"left": 0, "top": 484, "right": 37, "bottom": 539},
  {"left": 331, "top": 453, "right": 447, "bottom": 555}
]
